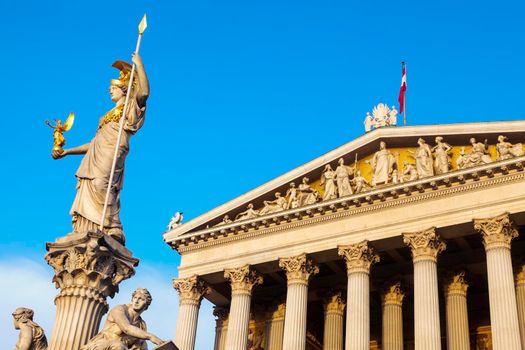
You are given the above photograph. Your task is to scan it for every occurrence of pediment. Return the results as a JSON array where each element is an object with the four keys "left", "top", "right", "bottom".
[{"left": 164, "top": 120, "right": 525, "bottom": 247}]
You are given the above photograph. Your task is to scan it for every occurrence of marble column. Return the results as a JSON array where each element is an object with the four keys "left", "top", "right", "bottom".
[
  {"left": 443, "top": 271, "right": 470, "bottom": 350},
  {"left": 474, "top": 212, "right": 521, "bottom": 350},
  {"left": 322, "top": 291, "right": 346, "bottom": 350},
  {"left": 338, "top": 240, "right": 380, "bottom": 350},
  {"left": 515, "top": 264, "right": 525, "bottom": 349},
  {"left": 279, "top": 253, "right": 319, "bottom": 350},
  {"left": 213, "top": 307, "right": 229, "bottom": 350},
  {"left": 403, "top": 227, "right": 446, "bottom": 350},
  {"left": 173, "top": 275, "right": 210, "bottom": 350},
  {"left": 45, "top": 231, "right": 138, "bottom": 350},
  {"left": 265, "top": 303, "right": 286, "bottom": 350},
  {"left": 381, "top": 282, "right": 404, "bottom": 350},
  {"left": 223, "top": 265, "right": 263, "bottom": 350}
]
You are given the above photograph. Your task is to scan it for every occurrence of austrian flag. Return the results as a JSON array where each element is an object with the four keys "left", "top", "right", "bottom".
[{"left": 398, "top": 62, "right": 407, "bottom": 113}]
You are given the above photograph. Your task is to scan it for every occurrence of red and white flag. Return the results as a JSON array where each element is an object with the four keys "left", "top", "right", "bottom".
[{"left": 398, "top": 62, "right": 407, "bottom": 113}]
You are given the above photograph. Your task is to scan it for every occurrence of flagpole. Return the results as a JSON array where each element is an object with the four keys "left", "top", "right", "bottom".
[
  {"left": 403, "top": 62, "right": 407, "bottom": 126},
  {"left": 100, "top": 14, "right": 147, "bottom": 231}
]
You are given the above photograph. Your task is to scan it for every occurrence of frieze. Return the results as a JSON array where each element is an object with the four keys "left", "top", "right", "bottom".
[{"left": 170, "top": 155, "right": 525, "bottom": 252}]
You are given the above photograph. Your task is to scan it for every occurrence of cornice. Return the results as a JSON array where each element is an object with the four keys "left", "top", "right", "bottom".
[{"left": 169, "top": 156, "right": 525, "bottom": 253}]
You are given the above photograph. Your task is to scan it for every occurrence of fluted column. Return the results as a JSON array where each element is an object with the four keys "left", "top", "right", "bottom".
[
  {"left": 381, "top": 282, "right": 404, "bottom": 350},
  {"left": 265, "top": 303, "right": 286, "bottom": 350},
  {"left": 338, "top": 240, "right": 380, "bottom": 350},
  {"left": 443, "top": 271, "right": 470, "bottom": 350},
  {"left": 280, "top": 254, "right": 319, "bottom": 350},
  {"left": 213, "top": 307, "right": 228, "bottom": 350},
  {"left": 474, "top": 213, "right": 521, "bottom": 350},
  {"left": 322, "top": 291, "right": 346, "bottom": 350},
  {"left": 45, "top": 231, "right": 138, "bottom": 350},
  {"left": 403, "top": 227, "right": 446, "bottom": 350},
  {"left": 515, "top": 264, "right": 525, "bottom": 349},
  {"left": 223, "top": 265, "right": 263, "bottom": 350},
  {"left": 173, "top": 275, "right": 210, "bottom": 350}
]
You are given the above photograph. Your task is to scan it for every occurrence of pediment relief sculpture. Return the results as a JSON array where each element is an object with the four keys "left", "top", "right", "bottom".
[{"left": 209, "top": 134, "right": 525, "bottom": 227}]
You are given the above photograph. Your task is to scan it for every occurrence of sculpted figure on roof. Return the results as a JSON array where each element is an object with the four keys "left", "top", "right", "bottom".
[
  {"left": 353, "top": 170, "right": 371, "bottom": 193},
  {"left": 496, "top": 135, "right": 523, "bottom": 161},
  {"left": 259, "top": 192, "right": 287, "bottom": 215},
  {"left": 409, "top": 138, "right": 434, "bottom": 178},
  {"left": 458, "top": 138, "right": 492, "bottom": 169},
  {"left": 286, "top": 182, "right": 299, "bottom": 209},
  {"left": 368, "top": 141, "right": 397, "bottom": 186},
  {"left": 335, "top": 158, "right": 354, "bottom": 197},
  {"left": 432, "top": 136, "right": 452, "bottom": 174},
  {"left": 235, "top": 203, "right": 260, "bottom": 222},
  {"left": 297, "top": 177, "right": 319, "bottom": 206},
  {"left": 401, "top": 161, "right": 418, "bottom": 182},
  {"left": 321, "top": 165, "right": 338, "bottom": 201}
]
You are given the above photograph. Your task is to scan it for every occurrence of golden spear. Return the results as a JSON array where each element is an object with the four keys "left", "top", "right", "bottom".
[{"left": 100, "top": 14, "right": 147, "bottom": 232}]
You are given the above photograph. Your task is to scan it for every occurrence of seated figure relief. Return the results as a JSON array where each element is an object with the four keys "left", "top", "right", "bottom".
[
  {"left": 297, "top": 177, "right": 319, "bottom": 206},
  {"left": 457, "top": 138, "right": 493, "bottom": 169},
  {"left": 496, "top": 135, "right": 523, "bottom": 161},
  {"left": 235, "top": 203, "right": 260, "bottom": 222}
]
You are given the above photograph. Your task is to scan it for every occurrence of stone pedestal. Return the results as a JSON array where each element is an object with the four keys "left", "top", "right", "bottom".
[
  {"left": 265, "top": 303, "right": 286, "bottom": 350},
  {"left": 213, "top": 307, "right": 228, "bottom": 350},
  {"left": 45, "top": 231, "right": 138, "bottom": 350},
  {"left": 322, "top": 291, "right": 345, "bottom": 350},
  {"left": 403, "top": 227, "right": 446, "bottom": 350},
  {"left": 381, "top": 282, "right": 404, "bottom": 350},
  {"left": 223, "top": 265, "right": 263, "bottom": 350},
  {"left": 280, "top": 254, "right": 319, "bottom": 350},
  {"left": 515, "top": 264, "right": 525, "bottom": 349},
  {"left": 338, "top": 240, "right": 379, "bottom": 350},
  {"left": 173, "top": 275, "right": 210, "bottom": 350},
  {"left": 474, "top": 213, "right": 521, "bottom": 350},
  {"left": 443, "top": 271, "right": 470, "bottom": 350}
]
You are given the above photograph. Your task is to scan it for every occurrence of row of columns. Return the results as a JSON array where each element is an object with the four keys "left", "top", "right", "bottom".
[{"left": 172, "top": 212, "right": 524, "bottom": 350}]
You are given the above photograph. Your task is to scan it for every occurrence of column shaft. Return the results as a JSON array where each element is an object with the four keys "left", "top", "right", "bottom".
[
  {"left": 265, "top": 319, "right": 285, "bottom": 350},
  {"left": 516, "top": 265, "right": 525, "bottom": 349},
  {"left": 224, "top": 293, "right": 251, "bottom": 350},
  {"left": 444, "top": 272, "right": 470, "bottom": 350},
  {"left": 382, "top": 282, "right": 404, "bottom": 350},
  {"left": 174, "top": 303, "right": 200, "bottom": 350},
  {"left": 323, "top": 292, "right": 345, "bottom": 350},
  {"left": 346, "top": 272, "right": 369, "bottom": 350}
]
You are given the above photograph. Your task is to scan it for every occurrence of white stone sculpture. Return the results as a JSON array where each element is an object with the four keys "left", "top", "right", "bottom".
[
  {"left": 335, "top": 158, "right": 354, "bottom": 197},
  {"left": 409, "top": 138, "right": 434, "bottom": 178},
  {"left": 297, "top": 177, "right": 319, "bottom": 206},
  {"left": 496, "top": 135, "right": 523, "bottom": 161},
  {"left": 459, "top": 138, "right": 493, "bottom": 169},
  {"left": 401, "top": 161, "right": 418, "bottom": 182},
  {"left": 215, "top": 214, "right": 233, "bottom": 227},
  {"left": 321, "top": 164, "right": 338, "bottom": 201},
  {"left": 235, "top": 203, "right": 260, "bottom": 222},
  {"left": 368, "top": 141, "right": 397, "bottom": 186},
  {"left": 456, "top": 147, "right": 467, "bottom": 169},
  {"left": 432, "top": 136, "right": 452, "bottom": 174},
  {"left": 364, "top": 103, "right": 398, "bottom": 132},
  {"left": 167, "top": 212, "right": 183, "bottom": 231},
  {"left": 259, "top": 192, "right": 287, "bottom": 215},
  {"left": 286, "top": 182, "right": 299, "bottom": 209},
  {"left": 12, "top": 308, "right": 48, "bottom": 350},
  {"left": 353, "top": 170, "right": 371, "bottom": 193}
]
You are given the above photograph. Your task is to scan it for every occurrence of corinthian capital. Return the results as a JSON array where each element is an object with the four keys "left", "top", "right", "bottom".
[
  {"left": 403, "top": 227, "right": 446, "bottom": 263},
  {"left": 338, "top": 240, "right": 380, "bottom": 274},
  {"left": 224, "top": 265, "right": 263, "bottom": 295},
  {"left": 279, "top": 254, "right": 319, "bottom": 285},
  {"left": 322, "top": 291, "right": 346, "bottom": 315},
  {"left": 382, "top": 282, "right": 405, "bottom": 306},
  {"left": 173, "top": 275, "right": 210, "bottom": 306},
  {"left": 473, "top": 212, "right": 519, "bottom": 250},
  {"left": 443, "top": 271, "right": 469, "bottom": 297}
]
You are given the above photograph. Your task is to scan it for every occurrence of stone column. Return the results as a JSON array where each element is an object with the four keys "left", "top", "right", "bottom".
[
  {"left": 322, "top": 291, "right": 346, "bottom": 350},
  {"left": 265, "top": 303, "right": 286, "bottom": 350},
  {"left": 443, "top": 271, "right": 470, "bottom": 350},
  {"left": 213, "top": 307, "right": 229, "bottom": 350},
  {"left": 45, "top": 231, "right": 138, "bottom": 350},
  {"left": 338, "top": 240, "right": 380, "bottom": 350},
  {"left": 381, "top": 282, "right": 404, "bottom": 350},
  {"left": 515, "top": 264, "right": 525, "bottom": 349},
  {"left": 280, "top": 254, "right": 319, "bottom": 350},
  {"left": 403, "top": 227, "right": 446, "bottom": 350},
  {"left": 173, "top": 275, "right": 210, "bottom": 350},
  {"left": 474, "top": 212, "right": 522, "bottom": 350},
  {"left": 223, "top": 265, "right": 263, "bottom": 350}
]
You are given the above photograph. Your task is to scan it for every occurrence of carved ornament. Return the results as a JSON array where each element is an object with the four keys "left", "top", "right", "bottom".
[
  {"left": 279, "top": 254, "right": 319, "bottom": 285},
  {"left": 322, "top": 291, "right": 346, "bottom": 314},
  {"left": 338, "top": 240, "right": 380, "bottom": 274},
  {"left": 443, "top": 271, "right": 469, "bottom": 297},
  {"left": 224, "top": 265, "right": 263, "bottom": 295},
  {"left": 172, "top": 275, "right": 210, "bottom": 305},
  {"left": 382, "top": 282, "right": 405, "bottom": 306},
  {"left": 473, "top": 212, "right": 519, "bottom": 250},
  {"left": 403, "top": 227, "right": 446, "bottom": 263}
]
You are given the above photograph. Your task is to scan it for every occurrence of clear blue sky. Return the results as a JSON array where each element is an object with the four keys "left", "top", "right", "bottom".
[{"left": 1, "top": 0, "right": 524, "bottom": 345}]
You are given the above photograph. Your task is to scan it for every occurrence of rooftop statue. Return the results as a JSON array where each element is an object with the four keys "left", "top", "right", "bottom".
[
  {"left": 364, "top": 103, "right": 398, "bottom": 132},
  {"left": 51, "top": 54, "right": 149, "bottom": 244},
  {"left": 12, "top": 308, "right": 48, "bottom": 350},
  {"left": 81, "top": 288, "right": 164, "bottom": 350}
]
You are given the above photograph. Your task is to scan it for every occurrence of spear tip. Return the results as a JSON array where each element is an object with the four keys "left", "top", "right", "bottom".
[{"left": 138, "top": 14, "right": 147, "bottom": 34}]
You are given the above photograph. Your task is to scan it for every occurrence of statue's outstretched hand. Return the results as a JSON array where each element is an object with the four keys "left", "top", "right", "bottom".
[
  {"left": 52, "top": 149, "right": 66, "bottom": 159},
  {"left": 149, "top": 335, "right": 164, "bottom": 345}
]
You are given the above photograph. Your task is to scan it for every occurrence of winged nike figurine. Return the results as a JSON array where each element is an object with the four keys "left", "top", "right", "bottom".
[{"left": 45, "top": 112, "right": 75, "bottom": 152}]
